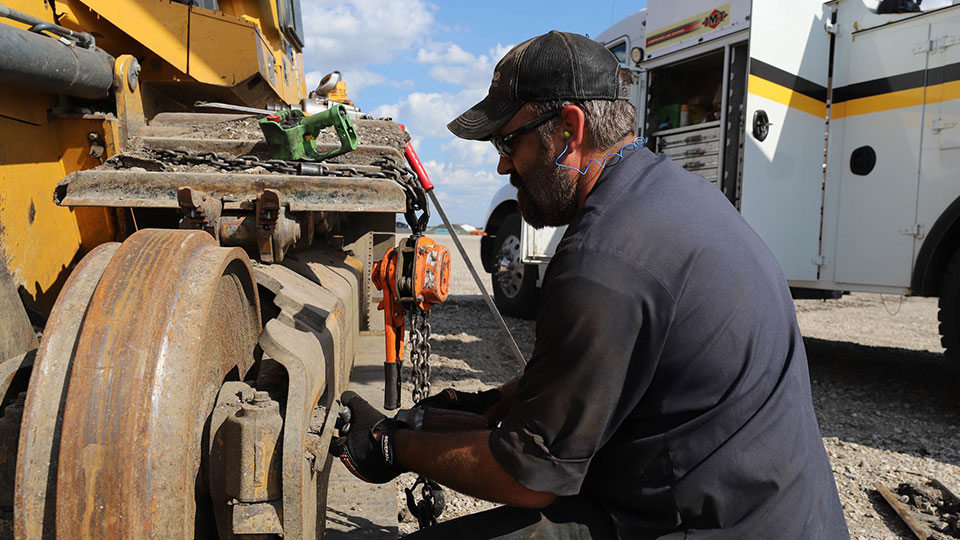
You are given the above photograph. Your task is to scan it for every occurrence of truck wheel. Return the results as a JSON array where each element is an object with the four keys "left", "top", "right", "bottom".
[
  {"left": 491, "top": 213, "right": 539, "bottom": 319},
  {"left": 939, "top": 250, "right": 960, "bottom": 362}
]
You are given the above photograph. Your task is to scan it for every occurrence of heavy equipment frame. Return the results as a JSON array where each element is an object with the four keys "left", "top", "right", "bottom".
[{"left": 0, "top": 1, "right": 412, "bottom": 538}]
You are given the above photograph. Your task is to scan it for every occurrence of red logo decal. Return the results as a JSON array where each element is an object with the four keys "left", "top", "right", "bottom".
[{"left": 703, "top": 10, "right": 728, "bottom": 29}]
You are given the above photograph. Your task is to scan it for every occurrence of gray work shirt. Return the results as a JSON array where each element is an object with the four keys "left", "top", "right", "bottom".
[{"left": 488, "top": 146, "right": 849, "bottom": 539}]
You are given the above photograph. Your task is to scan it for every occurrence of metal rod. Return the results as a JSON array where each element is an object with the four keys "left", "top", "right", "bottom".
[
  {"left": 194, "top": 101, "right": 273, "bottom": 115},
  {"left": 875, "top": 483, "right": 933, "bottom": 540},
  {"left": 718, "top": 43, "right": 730, "bottom": 188},
  {"left": 425, "top": 190, "right": 527, "bottom": 368},
  {"left": 0, "top": 3, "right": 95, "bottom": 48}
]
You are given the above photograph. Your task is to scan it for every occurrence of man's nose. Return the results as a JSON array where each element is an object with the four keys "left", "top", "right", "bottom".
[{"left": 497, "top": 155, "right": 514, "bottom": 175}]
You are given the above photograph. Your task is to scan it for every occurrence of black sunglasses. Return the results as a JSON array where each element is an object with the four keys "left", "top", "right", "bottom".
[{"left": 490, "top": 109, "right": 562, "bottom": 158}]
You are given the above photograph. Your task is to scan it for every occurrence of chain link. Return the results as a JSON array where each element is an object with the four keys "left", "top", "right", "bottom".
[
  {"left": 409, "top": 308, "right": 432, "bottom": 403},
  {"left": 407, "top": 307, "right": 441, "bottom": 529}
]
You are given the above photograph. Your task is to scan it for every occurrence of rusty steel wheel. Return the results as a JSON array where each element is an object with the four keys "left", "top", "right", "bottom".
[
  {"left": 18, "top": 229, "right": 261, "bottom": 539},
  {"left": 15, "top": 241, "right": 120, "bottom": 540}
]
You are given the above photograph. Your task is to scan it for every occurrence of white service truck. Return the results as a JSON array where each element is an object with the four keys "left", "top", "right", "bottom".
[{"left": 483, "top": 0, "right": 960, "bottom": 362}]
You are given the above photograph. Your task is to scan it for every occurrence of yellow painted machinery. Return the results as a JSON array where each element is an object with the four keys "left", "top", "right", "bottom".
[{"left": 0, "top": 1, "right": 416, "bottom": 538}]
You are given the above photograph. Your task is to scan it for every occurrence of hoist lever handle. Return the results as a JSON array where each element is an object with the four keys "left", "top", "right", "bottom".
[
  {"left": 383, "top": 330, "right": 401, "bottom": 410},
  {"left": 403, "top": 140, "right": 434, "bottom": 191},
  {"left": 372, "top": 250, "right": 405, "bottom": 410}
]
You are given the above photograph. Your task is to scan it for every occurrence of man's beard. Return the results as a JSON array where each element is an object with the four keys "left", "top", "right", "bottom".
[{"left": 511, "top": 153, "right": 579, "bottom": 229}]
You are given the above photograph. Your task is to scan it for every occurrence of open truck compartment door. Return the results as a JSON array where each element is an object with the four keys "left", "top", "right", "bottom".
[
  {"left": 740, "top": 0, "right": 832, "bottom": 282},
  {"left": 823, "top": 1, "right": 951, "bottom": 290}
]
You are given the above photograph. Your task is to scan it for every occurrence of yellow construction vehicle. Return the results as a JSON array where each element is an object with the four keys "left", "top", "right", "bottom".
[{"left": 0, "top": 1, "right": 422, "bottom": 537}]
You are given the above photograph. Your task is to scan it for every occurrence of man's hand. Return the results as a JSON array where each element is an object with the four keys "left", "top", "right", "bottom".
[
  {"left": 329, "top": 391, "right": 406, "bottom": 484},
  {"left": 415, "top": 388, "right": 502, "bottom": 416}
]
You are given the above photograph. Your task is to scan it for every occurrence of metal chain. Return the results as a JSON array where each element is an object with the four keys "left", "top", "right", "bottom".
[
  {"left": 375, "top": 158, "right": 430, "bottom": 234},
  {"left": 404, "top": 476, "right": 444, "bottom": 528},
  {"left": 409, "top": 308, "right": 432, "bottom": 403},
  {"left": 112, "top": 148, "right": 431, "bottom": 233},
  {"left": 143, "top": 148, "right": 303, "bottom": 174},
  {"left": 407, "top": 307, "right": 441, "bottom": 529}
]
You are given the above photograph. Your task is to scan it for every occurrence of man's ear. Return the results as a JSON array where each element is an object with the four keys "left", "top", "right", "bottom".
[{"left": 559, "top": 105, "right": 586, "bottom": 149}]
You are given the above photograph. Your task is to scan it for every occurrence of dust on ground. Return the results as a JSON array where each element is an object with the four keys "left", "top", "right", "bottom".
[{"left": 394, "top": 234, "right": 960, "bottom": 539}]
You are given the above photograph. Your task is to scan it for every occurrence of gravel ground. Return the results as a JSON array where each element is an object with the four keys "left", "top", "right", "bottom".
[{"left": 395, "top": 234, "right": 960, "bottom": 538}]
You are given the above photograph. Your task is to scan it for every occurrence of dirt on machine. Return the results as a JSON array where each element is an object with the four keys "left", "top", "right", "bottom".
[{"left": 0, "top": 1, "right": 443, "bottom": 538}]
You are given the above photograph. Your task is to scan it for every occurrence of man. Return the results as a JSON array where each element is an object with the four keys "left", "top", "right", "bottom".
[{"left": 332, "top": 30, "right": 849, "bottom": 539}]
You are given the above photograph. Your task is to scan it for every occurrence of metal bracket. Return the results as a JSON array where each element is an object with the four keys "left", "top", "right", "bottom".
[
  {"left": 914, "top": 35, "right": 960, "bottom": 54},
  {"left": 812, "top": 255, "right": 827, "bottom": 268},
  {"left": 256, "top": 189, "right": 282, "bottom": 264},
  {"left": 938, "top": 34, "right": 960, "bottom": 53},
  {"left": 254, "top": 189, "right": 301, "bottom": 264},
  {"left": 87, "top": 132, "right": 105, "bottom": 162},
  {"left": 899, "top": 224, "right": 925, "bottom": 239},
  {"left": 177, "top": 187, "right": 222, "bottom": 240},
  {"left": 933, "top": 117, "right": 957, "bottom": 134}
]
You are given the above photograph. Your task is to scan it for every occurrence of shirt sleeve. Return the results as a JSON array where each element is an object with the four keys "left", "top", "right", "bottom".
[{"left": 488, "top": 247, "right": 676, "bottom": 495}]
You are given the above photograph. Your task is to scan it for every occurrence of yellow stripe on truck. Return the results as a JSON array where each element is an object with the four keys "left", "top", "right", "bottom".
[
  {"left": 831, "top": 86, "right": 926, "bottom": 119},
  {"left": 748, "top": 74, "right": 827, "bottom": 119}
]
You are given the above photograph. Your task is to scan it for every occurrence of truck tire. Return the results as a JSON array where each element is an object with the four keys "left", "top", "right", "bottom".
[
  {"left": 491, "top": 213, "right": 539, "bottom": 319},
  {"left": 939, "top": 249, "right": 960, "bottom": 362}
]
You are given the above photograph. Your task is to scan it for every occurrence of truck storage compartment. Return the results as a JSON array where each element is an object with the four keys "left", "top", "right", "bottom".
[
  {"left": 654, "top": 122, "right": 722, "bottom": 185},
  {"left": 645, "top": 50, "right": 724, "bottom": 133},
  {"left": 646, "top": 49, "right": 725, "bottom": 188}
]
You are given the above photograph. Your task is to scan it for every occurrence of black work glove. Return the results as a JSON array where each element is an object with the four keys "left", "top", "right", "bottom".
[
  {"left": 330, "top": 391, "right": 407, "bottom": 484},
  {"left": 414, "top": 388, "right": 501, "bottom": 416}
]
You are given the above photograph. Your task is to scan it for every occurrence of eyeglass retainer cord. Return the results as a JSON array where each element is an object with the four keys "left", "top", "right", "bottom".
[{"left": 555, "top": 136, "right": 647, "bottom": 175}]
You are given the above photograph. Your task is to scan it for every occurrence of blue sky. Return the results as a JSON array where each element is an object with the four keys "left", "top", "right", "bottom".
[{"left": 299, "top": 0, "right": 648, "bottom": 226}]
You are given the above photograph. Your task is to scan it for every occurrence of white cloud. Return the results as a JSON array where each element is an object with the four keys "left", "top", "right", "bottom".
[
  {"left": 440, "top": 137, "right": 499, "bottom": 168},
  {"left": 416, "top": 43, "right": 476, "bottom": 65},
  {"left": 424, "top": 160, "right": 506, "bottom": 226},
  {"left": 372, "top": 88, "right": 485, "bottom": 137},
  {"left": 392, "top": 79, "right": 416, "bottom": 90},
  {"left": 300, "top": 0, "right": 435, "bottom": 77},
  {"left": 375, "top": 103, "right": 400, "bottom": 120},
  {"left": 425, "top": 160, "right": 501, "bottom": 189},
  {"left": 427, "top": 65, "right": 484, "bottom": 87},
  {"left": 415, "top": 42, "right": 514, "bottom": 89}
]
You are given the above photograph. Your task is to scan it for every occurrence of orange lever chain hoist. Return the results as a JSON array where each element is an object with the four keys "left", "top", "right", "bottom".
[{"left": 372, "top": 235, "right": 451, "bottom": 409}]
